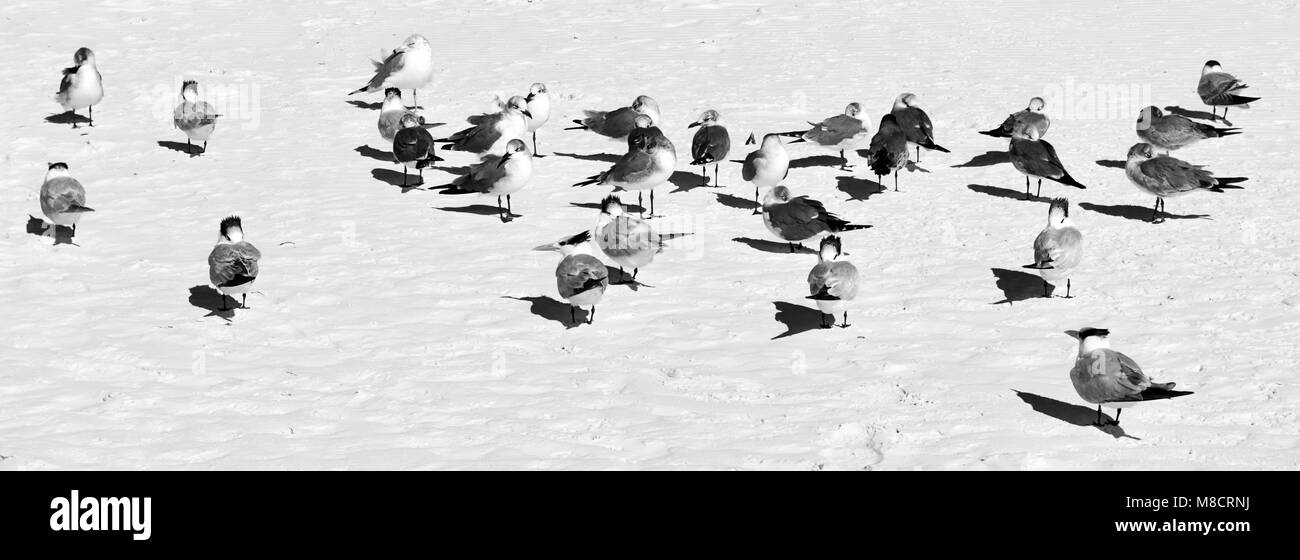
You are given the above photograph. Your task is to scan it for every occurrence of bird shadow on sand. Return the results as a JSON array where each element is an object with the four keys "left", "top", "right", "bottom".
[
  {"left": 346, "top": 100, "right": 383, "bottom": 110},
  {"left": 157, "top": 140, "right": 203, "bottom": 156},
  {"left": 1013, "top": 390, "right": 1136, "bottom": 440},
  {"left": 967, "top": 184, "right": 1048, "bottom": 203},
  {"left": 435, "top": 204, "right": 518, "bottom": 222},
  {"left": 45, "top": 111, "right": 92, "bottom": 126},
  {"left": 952, "top": 151, "right": 1009, "bottom": 168},
  {"left": 715, "top": 192, "right": 759, "bottom": 211},
  {"left": 502, "top": 296, "right": 585, "bottom": 329},
  {"left": 789, "top": 155, "right": 842, "bottom": 169},
  {"left": 371, "top": 168, "right": 424, "bottom": 193},
  {"left": 188, "top": 285, "right": 236, "bottom": 320},
  {"left": 553, "top": 151, "right": 620, "bottom": 163},
  {"left": 772, "top": 301, "right": 826, "bottom": 339},
  {"left": 606, "top": 266, "right": 650, "bottom": 291},
  {"left": 1095, "top": 159, "right": 1125, "bottom": 169},
  {"left": 1079, "top": 202, "right": 1209, "bottom": 222},
  {"left": 837, "top": 175, "right": 887, "bottom": 201},
  {"left": 355, "top": 145, "right": 393, "bottom": 162},
  {"left": 1163, "top": 105, "right": 1221, "bottom": 123},
  {"left": 733, "top": 237, "right": 817, "bottom": 255},
  {"left": 26, "top": 215, "right": 77, "bottom": 246},
  {"left": 570, "top": 201, "right": 646, "bottom": 214},
  {"left": 991, "top": 267, "right": 1047, "bottom": 304},
  {"left": 669, "top": 171, "right": 714, "bottom": 193}
]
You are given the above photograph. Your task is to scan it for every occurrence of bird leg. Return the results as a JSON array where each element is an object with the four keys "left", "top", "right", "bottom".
[
  {"left": 203, "top": 141, "right": 208, "bottom": 154},
  {"left": 841, "top": 311, "right": 850, "bottom": 328},
  {"left": 1043, "top": 279, "right": 1050, "bottom": 298},
  {"left": 1113, "top": 409, "right": 1122, "bottom": 425},
  {"left": 915, "top": 146, "right": 921, "bottom": 163},
  {"left": 241, "top": 294, "right": 249, "bottom": 309},
  {"left": 650, "top": 189, "right": 656, "bottom": 217},
  {"left": 1150, "top": 198, "right": 1161, "bottom": 222},
  {"left": 638, "top": 192, "right": 645, "bottom": 218},
  {"left": 401, "top": 166, "right": 408, "bottom": 187},
  {"left": 1065, "top": 279, "right": 1072, "bottom": 299},
  {"left": 633, "top": 268, "right": 639, "bottom": 280},
  {"left": 532, "top": 131, "right": 543, "bottom": 157},
  {"left": 1024, "top": 176, "right": 1031, "bottom": 200},
  {"left": 714, "top": 163, "right": 720, "bottom": 187},
  {"left": 570, "top": 305, "right": 576, "bottom": 325},
  {"left": 507, "top": 194, "right": 514, "bottom": 218},
  {"left": 839, "top": 150, "right": 853, "bottom": 170},
  {"left": 1036, "top": 178, "right": 1042, "bottom": 198},
  {"left": 893, "top": 170, "right": 899, "bottom": 192},
  {"left": 700, "top": 166, "right": 708, "bottom": 186},
  {"left": 219, "top": 294, "right": 230, "bottom": 312},
  {"left": 89, "top": 104, "right": 94, "bottom": 127},
  {"left": 1096, "top": 405, "right": 1103, "bottom": 426},
  {"left": 589, "top": 306, "right": 596, "bottom": 325}
]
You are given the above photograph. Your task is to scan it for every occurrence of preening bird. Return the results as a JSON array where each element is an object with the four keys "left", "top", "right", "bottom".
[
  {"left": 592, "top": 194, "right": 691, "bottom": 282},
  {"left": 806, "top": 235, "right": 860, "bottom": 329},
  {"left": 980, "top": 96, "right": 1049, "bottom": 139},
  {"left": 349, "top": 34, "right": 435, "bottom": 107},
  {"left": 1136, "top": 106, "right": 1239, "bottom": 153},
  {"left": 890, "top": 93, "right": 949, "bottom": 162},
  {"left": 567, "top": 94, "right": 662, "bottom": 139},
  {"left": 54, "top": 47, "right": 103, "bottom": 128},
  {"left": 1123, "top": 142, "right": 1246, "bottom": 223},
  {"left": 760, "top": 186, "right": 870, "bottom": 252}
]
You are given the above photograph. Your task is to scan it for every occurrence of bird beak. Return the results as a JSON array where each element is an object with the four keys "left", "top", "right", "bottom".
[
  {"left": 497, "top": 152, "right": 513, "bottom": 168},
  {"left": 525, "top": 92, "right": 535, "bottom": 102},
  {"left": 522, "top": 109, "right": 533, "bottom": 119},
  {"left": 532, "top": 243, "right": 559, "bottom": 252},
  {"left": 688, "top": 121, "right": 702, "bottom": 128},
  {"left": 1064, "top": 330, "right": 1081, "bottom": 340}
]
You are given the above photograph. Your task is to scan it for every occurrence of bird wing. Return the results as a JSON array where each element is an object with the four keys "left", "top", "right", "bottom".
[
  {"left": 741, "top": 150, "right": 759, "bottom": 181},
  {"left": 365, "top": 49, "right": 405, "bottom": 89},
  {"left": 556, "top": 254, "right": 609, "bottom": 299},
  {"left": 1198, "top": 72, "right": 1247, "bottom": 103},
  {"left": 1139, "top": 156, "right": 1213, "bottom": 193},
  {"left": 1011, "top": 138, "right": 1066, "bottom": 179},
  {"left": 691, "top": 125, "right": 731, "bottom": 163},
  {"left": 807, "top": 114, "right": 865, "bottom": 144},
  {"left": 208, "top": 242, "right": 261, "bottom": 287},
  {"left": 606, "top": 148, "right": 654, "bottom": 184},
  {"left": 599, "top": 217, "right": 655, "bottom": 258},
  {"left": 1074, "top": 349, "right": 1149, "bottom": 403}
]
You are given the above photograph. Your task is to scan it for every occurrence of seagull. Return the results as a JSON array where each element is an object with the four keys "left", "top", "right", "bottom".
[
  {"left": 393, "top": 113, "right": 441, "bottom": 187},
  {"left": 1069, "top": 327, "right": 1193, "bottom": 426},
  {"left": 573, "top": 120, "right": 676, "bottom": 217},
  {"left": 863, "top": 114, "right": 909, "bottom": 192},
  {"left": 980, "top": 96, "right": 1050, "bottom": 139},
  {"left": 38, "top": 163, "right": 94, "bottom": 237},
  {"left": 1024, "top": 197, "right": 1082, "bottom": 298},
  {"left": 890, "top": 93, "right": 950, "bottom": 162},
  {"left": 378, "top": 87, "right": 417, "bottom": 143},
  {"left": 781, "top": 102, "right": 870, "bottom": 170},
  {"left": 173, "top": 80, "right": 219, "bottom": 156},
  {"left": 735, "top": 133, "right": 790, "bottom": 210},
  {"left": 533, "top": 231, "right": 609, "bottom": 326},
  {"left": 54, "top": 47, "right": 103, "bottom": 128},
  {"left": 806, "top": 235, "right": 859, "bottom": 328},
  {"left": 436, "top": 95, "right": 531, "bottom": 155},
  {"left": 1136, "top": 106, "right": 1239, "bottom": 153},
  {"left": 688, "top": 109, "right": 731, "bottom": 187},
  {"left": 349, "top": 34, "right": 435, "bottom": 107},
  {"left": 522, "top": 82, "right": 551, "bottom": 156},
  {"left": 592, "top": 194, "right": 692, "bottom": 282},
  {"left": 761, "top": 186, "right": 871, "bottom": 252},
  {"left": 566, "top": 94, "right": 661, "bottom": 139},
  {"left": 208, "top": 215, "right": 261, "bottom": 312},
  {"left": 1198, "top": 60, "right": 1259, "bottom": 123},
  {"left": 1124, "top": 142, "right": 1246, "bottom": 223},
  {"left": 1008, "top": 128, "right": 1087, "bottom": 199},
  {"left": 447, "top": 139, "right": 532, "bottom": 222}
]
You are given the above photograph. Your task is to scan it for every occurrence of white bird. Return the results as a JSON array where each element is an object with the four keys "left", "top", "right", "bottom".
[
  {"left": 1124, "top": 142, "right": 1246, "bottom": 223},
  {"left": 54, "top": 47, "right": 103, "bottom": 128},
  {"left": 783, "top": 102, "right": 871, "bottom": 170},
  {"left": 378, "top": 87, "right": 417, "bottom": 143},
  {"left": 1007, "top": 127, "right": 1087, "bottom": 199},
  {"left": 574, "top": 119, "right": 677, "bottom": 217},
  {"left": 592, "top": 194, "right": 691, "bottom": 282},
  {"left": 1069, "top": 327, "right": 1192, "bottom": 426},
  {"left": 761, "top": 186, "right": 870, "bottom": 252},
  {"left": 688, "top": 109, "right": 731, "bottom": 187},
  {"left": 38, "top": 163, "right": 94, "bottom": 237},
  {"left": 523, "top": 82, "right": 551, "bottom": 155},
  {"left": 447, "top": 139, "right": 533, "bottom": 222},
  {"left": 980, "top": 96, "right": 1050, "bottom": 139},
  {"left": 437, "top": 95, "right": 531, "bottom": 155},
  {"left": 1198, "top": 60, "right": 1259, "bottom": 123},
  {"left": 173, "top": 80, "right": 219, "bottom": 156},
  {"left": 806, "top": 235, "right": 860, "bottom": 329},
  {"left": 1136, "top": 106, "right": 1239, "bottom": 153},
  {"left": 735, "top": 133, "right": 790, "bottom": 209},
  {"left": 533, "top": 231, "right": 609, "bottom": 326},
  {"left": 349, "top": 34, "right": 435, "bottom": 107},
  {"left": 208, "top": 215, "right": 261, "bottom": 312},
  {"left": 566, "top": 94, "right": 662, "bottom": 139},
  {"left": 1025, "top": 197, "right": 1083, "bottom": 298},
  {"left": 890, "top": 93, "right": 950, "bottom": 162},
  {"left": 393, "top": 113, "right": 441, "bottom": 187}
]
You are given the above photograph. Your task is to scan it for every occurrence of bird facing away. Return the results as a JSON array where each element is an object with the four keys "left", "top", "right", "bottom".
[
  {"left": 890, "top": 93, "right": 950, "bottom": 162},
  {"left": 567, "top": 95, "right": 661, "bottom": 139},
  {"left": 349, "top": 34, "right": 435, "bottom": 106},
  {"left": 437, "top": 95, "right": 531, "bottom": 155},
  {"left": 980, "top": 96, "right": 1050, "bottom": 139},
  {"left": 1124, "top": 142, "right": 1246, "bottom": 223},
  {"left": 534, "top": 231, "right": 609, "bottom": 326},
  {"left": 862, "top": 113, "right": 910, "bottom": 192},
  {"left": 573, "top": 119, "right": 677, "bottom": 217},
  {"left": 208, "top": 215, "right": 261, "bottom": 312},
  {"left": 1136, "top": 106, "right": 1239, "bottom": 153},
  {"left": 783, "top": 102, "right": 870, "bottom": 170},
  {"left": 593, "top": 194, "right": 692, "bottom": 282},
  {"left": 806, "top": 235, "right": 860, "bottom": 328},
  {"left": 1025, "top": 197, "right": 1083, "bottom": 298},
  {"left": 736, "top": 133, "right": 790, "bottom": 209},
  {"left": 689, "top": 109, "right": 731, "bottom": 187},
  {"left": 1197, "top": 60, "right": 1259, "bottom": 122},
  {"left": 55, "top": 47, "right": 103, "bottom": 128},
  {"left": 173, "top": 80, "right": 219, "bottom": 156},
  {"left": 39, "top": 163, "right": 95, "bottom": 236},
  {"left": 393, "top": 113, "right": 441, "bottom": 187},
  {"left": 523, "top": 82, "right": 551, "bottom": 155},
  {"left": 761, "top": 186, "right": 871, "bottom": 252},
  {"left": 1008, "top": 128, "right": 1086, "bottom": 199},
  {"left": 378, "top": 87, "right": 417, "bottom": 143},
  {"left": 450, "top": 139, "right": 533, "bottom": 222},
  {"left": 1069, "top": 328, "right": 1192, "bottom": 426}
]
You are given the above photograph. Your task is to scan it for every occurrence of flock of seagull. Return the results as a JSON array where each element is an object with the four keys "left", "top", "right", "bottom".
[{"left": 35, "top": 32, "right": 1264, "bottom": 427}]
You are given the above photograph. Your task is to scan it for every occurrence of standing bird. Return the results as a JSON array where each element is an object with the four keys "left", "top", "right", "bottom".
[
  {"left": 592, "top": 194, "right": 691, "bottom": 282},
  {"left": 736, "top": 133, "right": 790, "bottom": 210},
  {"left": 1197, "top": 60, "right": 1259, "bottom": 122},
  {"left": 38, "top": 163, "right": 94, "bottom": 236},
  {"left": 522, "top": 82, "right": 551, "bottom": 156},
  {"left": 573, "top": 122, "right": 676, "bottom": 217},
  {"left": 806, "top": 235, "right": 859, "bottom": 328},
  {"left": 348, "top": 34, "right": 435, "bottom": 107},
  {"left": 208, "top": 216, "right": 262, "bottom": 312},
  {"left": 436, "top": 96, "right": 531, "bottom": 155},
  {"left": 378, "top": 87, "right": 417, "bottom": 143},
  {"left": 393, "top": 113, "right": 441, "bottom": 187},
  {"left": 566, "top": 94, "right": 661, "bottom": 139},
  {"left": 890, "top": 93, "right": 950, "bottom": 162},
  {"left": 1123, "top": 142, "right": 1246, "bottom": 223},
  {"left": 862, "top": 114, "right": 909, "bottom": 192},
  {"left": 761, "top": 186, "right": 870, "bottom": 252},
  {"left": 533, "top": 231, "right": 609, "bottom": 326},
  {"left": 688, "top": 109, "right": 731, "bottom": 187},
  {"left": 1024, "top": 198, "right": 1083, "bottom": 298},
  {"left": 1136, "top": 106, "right": 1239, "bottom": 154},
  {"left": 1069, "top": 328, "right": 1192, "bottom": 426},
  {"left": 1008, "top": 128, "right": 1087, "bottom": 200},
  {"left": 782, "top": 102, "right": 871, "bottom": 170},
  {"left": 173, "top": 80, "right": 219, "bottom": 156},
  {"left": 448, "top": 139, "right": 533, "bottom": 222},
  {"left": 54, "top": 47, "right": 103, "bottom": 128},
  {"left": 980, "top": 96, "right": 1050, "bottom": 139}
]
